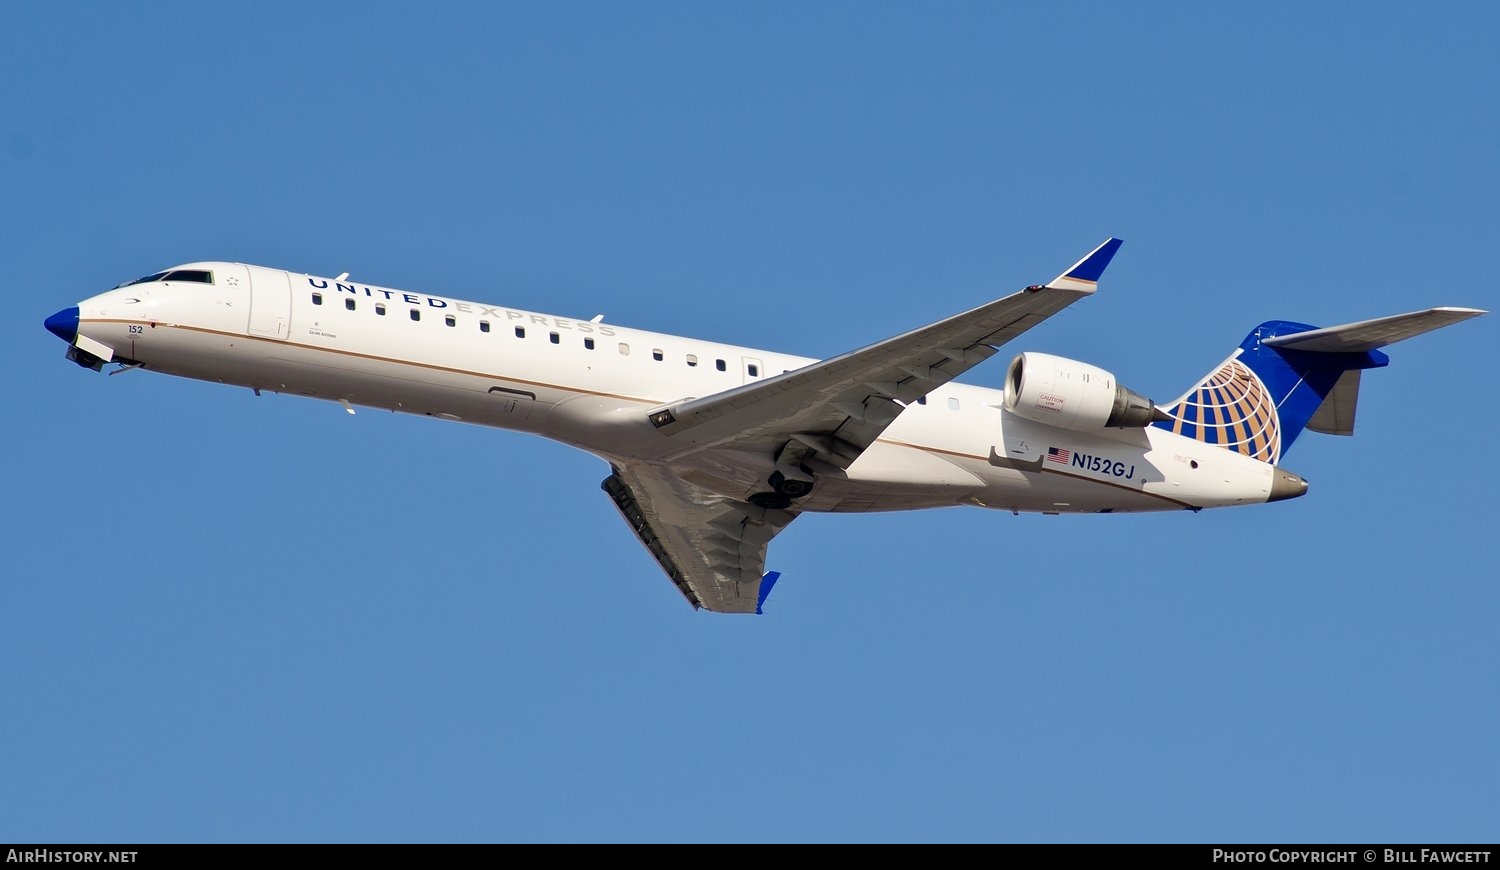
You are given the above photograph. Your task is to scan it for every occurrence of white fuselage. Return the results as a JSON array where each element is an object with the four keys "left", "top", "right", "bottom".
[{"left": 70, "top": 262, "right": 1281, "bottom": 514}]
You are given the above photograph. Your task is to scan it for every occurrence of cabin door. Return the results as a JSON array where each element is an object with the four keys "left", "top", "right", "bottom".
[{"left": 246, "top": 266, "right": 292, "bottom": 340}]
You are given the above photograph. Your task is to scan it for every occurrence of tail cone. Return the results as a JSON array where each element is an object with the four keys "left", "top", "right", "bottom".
[{"left": 1269, "top": 468, "right": 1308, "bottom": 502}]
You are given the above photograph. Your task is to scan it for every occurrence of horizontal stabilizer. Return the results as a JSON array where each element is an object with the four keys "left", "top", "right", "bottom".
[{"left": 1263, "top": 307, "right": 1485, "bottom": 353}]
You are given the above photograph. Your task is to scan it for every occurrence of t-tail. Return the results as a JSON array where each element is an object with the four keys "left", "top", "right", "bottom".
[{"left": 1154, "top": 308, "right": 1485, "bottom": 466}]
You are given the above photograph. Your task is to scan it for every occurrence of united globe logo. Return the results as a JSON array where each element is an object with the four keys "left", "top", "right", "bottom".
[{"left": 1157, "top": 356, "right": 1281, "bottom": 463}]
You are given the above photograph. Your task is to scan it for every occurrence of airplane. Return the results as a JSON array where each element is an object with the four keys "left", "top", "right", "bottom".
[{"left": 43, "top": 240, "right": 1484, "bottom": 613}]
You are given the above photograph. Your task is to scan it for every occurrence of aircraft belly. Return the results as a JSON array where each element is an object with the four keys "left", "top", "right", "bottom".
[
  {"left": 972, "top": 467, "right": 1186, "bottom": 514},
  {"left": 969, "top": 431, "right": 1278, "bottom": 513},
  {"left": 132, "top": 327, "right": 559, "bottom": 429},
  {"left": 796, "top": 442, "right": 987, "bottom": 513},
  {"left": 844, "top": 442, "right": 985, "bottom": 489},
  {"left": 265, "top": 344, "right": 562, "bottom": 426},
  {"left": 650, "top": 444, "right": 981, "bottom": 514}
]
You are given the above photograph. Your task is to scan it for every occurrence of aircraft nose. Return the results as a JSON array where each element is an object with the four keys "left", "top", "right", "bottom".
[{"left": 45, "top": 306, "right": 79, "bottom": 343}]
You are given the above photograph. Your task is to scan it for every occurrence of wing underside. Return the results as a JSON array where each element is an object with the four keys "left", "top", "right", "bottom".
[{"left": 602, "top": 463, "right": 797, "bottom": 613}]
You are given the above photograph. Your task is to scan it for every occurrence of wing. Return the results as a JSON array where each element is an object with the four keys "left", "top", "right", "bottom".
[
  {"left": 602, "top": 462, "right": 796, "bottom": 613},
  {"left": 605, "top": 239, "right": 1119, "bottom": 613},
  {"left": 644, "top": 239, "right": 1123, "bottom": 470}
]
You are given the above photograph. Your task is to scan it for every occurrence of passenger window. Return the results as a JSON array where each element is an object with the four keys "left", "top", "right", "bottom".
[
  {"left": 312, "top": 292, "right": 323, "bottom": 305},
  {"left": 618, "top": 343, "right": 630, "bottom": 355},
  {"left": 947, "top": 397, "right": 960, "bottom": 411},
  {"left": 652, "top": 349, "right": 664, "bottom": 361},
  {"left": 515, "top": 326, "right": 526, "bottom": 338},
  {"left": 480, "top": 321, "right": 491, "bottom": 333},
  {"left": 686, "top": 354, "right": 698, "bottom": 367},
  {"left": 445, "top": 315, "right": 456, "bottom": 327},
  {"left": 410, "top": 310, "right": 420, "bottom": 322},
  {"left": 584, "top": 337, "right": 595, "bottom": 350},
  {"left": 715, "top": 359, "right": 726, "bottom": 372},
  {"left": 549, "top": 332, "right": 560, "bottom": 344},
  {"left": 345, "top": 298, "right": 356, "bottom": 311},
  {"left": 748, "top": 364, "right": 759, "bottom": 377},
  {"left": 917, "top": 395, "right": 926, "bottom": 405},
  {"left": 375, "top": 303, "right": 386, "bottom": 316}
]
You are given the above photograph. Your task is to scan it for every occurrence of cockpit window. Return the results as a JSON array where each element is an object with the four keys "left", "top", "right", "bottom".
[
  {"left": 164, "top": 269, "right": 214, "bottom": 284},
  {"left": 113, "top": 269, "right": 214, "bottom": 288}
]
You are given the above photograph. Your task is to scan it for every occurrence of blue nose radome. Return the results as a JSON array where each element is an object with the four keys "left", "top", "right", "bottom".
[{"left": 45, "top": 307, "right": 80, "bottom": 343}]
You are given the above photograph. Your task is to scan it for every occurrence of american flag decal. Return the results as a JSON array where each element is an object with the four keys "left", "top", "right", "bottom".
[{"left": 1046, "top": 447, "right": 1071, "bottom": 464}]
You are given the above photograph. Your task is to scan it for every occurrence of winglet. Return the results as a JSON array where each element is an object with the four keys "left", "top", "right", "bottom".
[
  {"left": 755, "top": 571, "right": 782, "bottom": 615},
  {"left": 1045, "top": 237, "right": 1123, "bottom": 292}
]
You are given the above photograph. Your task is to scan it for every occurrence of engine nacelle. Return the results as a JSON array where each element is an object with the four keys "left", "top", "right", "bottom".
[{"left": 1003, "top": 352, "right": 1164, "bottom": 431}]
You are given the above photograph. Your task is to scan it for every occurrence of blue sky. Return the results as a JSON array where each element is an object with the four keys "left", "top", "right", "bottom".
[{"left": 3, "top": 2, "right": 1496, "bottom": 843}]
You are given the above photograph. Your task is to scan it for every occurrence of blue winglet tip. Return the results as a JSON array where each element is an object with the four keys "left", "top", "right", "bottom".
[
  {"left": 1066, "top": 237, "right": 1124, "bottom": 282},
  {"left": 755, "top": 571, "right": 782, "bottom": 615}
]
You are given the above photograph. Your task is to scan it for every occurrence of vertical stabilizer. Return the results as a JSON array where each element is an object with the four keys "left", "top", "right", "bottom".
[
  {"left": 1154, "top": 307, "right": 1483, "bottom": 464},
  {"left": 1153, "top": 322, "right": 1386, "bottom": 464}
]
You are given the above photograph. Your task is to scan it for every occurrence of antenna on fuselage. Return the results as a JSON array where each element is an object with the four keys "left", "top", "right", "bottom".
[{"left": 335, "top": 272, "right": 349, "bottom": 282}]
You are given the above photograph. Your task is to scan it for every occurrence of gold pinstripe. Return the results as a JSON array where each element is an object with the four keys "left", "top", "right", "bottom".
[
  {"left": 90, "top": 318, "right": 1202, "bottom": 510},
  {"left": 83, "top": 318, "right": 655, "bottom": 405},
  {"left": 877, "top": 439, "right": 1197, "bottom": 509}
]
